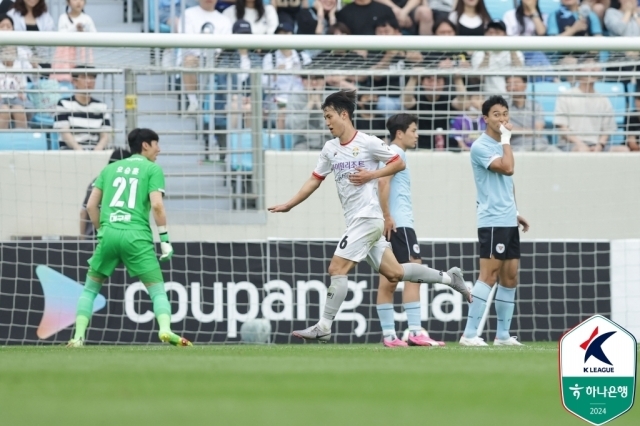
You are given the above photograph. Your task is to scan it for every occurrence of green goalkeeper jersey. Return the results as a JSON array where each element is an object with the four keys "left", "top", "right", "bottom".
[{"left": 94, "top": 154, "right": 165, "bottom": 234}]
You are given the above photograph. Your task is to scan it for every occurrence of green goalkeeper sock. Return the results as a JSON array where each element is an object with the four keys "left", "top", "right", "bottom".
[
  {"left": 147, "top": 282, "right": 172, "bottom": 334},
  {"left": 73, "top": 276, "right": 103, "bottom": 340}
]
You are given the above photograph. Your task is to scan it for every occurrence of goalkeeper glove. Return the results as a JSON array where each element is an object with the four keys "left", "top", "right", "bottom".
[
  {"left": 158, "top": 226, "right": 174, "bottom": 262},
  {"left": 499, "top": 124, "right": 511, "bottom": 145}
]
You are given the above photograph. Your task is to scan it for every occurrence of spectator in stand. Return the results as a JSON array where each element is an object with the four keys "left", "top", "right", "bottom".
[
  {"left": 180, "top": 0, "right": 233, "bottom": 112},
  {"left": 449, "top": 0, "right": 491, "bottom": 35},
  {"left": 337, "top": 0, "right": 396, "bottom": 35},
  {"left": 605, "top": 0, "right": 640, "bottom": 36},
  {"left": 8, "top": 0, "right": 55, "bottom": 65},
  {"left": 423, "top": 19, "right": 471, "bottom": 69},
  {"left": 451, "top": 87, "right": 486, "bottom": 150},
  {"left": 553, "top": 56, "right": 624, "bottom": 152},
  {"left": 472, "top": 20, "right": 524, "bottom": 95},
  {"left": 223, "top": 0, "right": 278, "bottom": 34},
  {"left": 402, "top": 73, "right": 462, "bottom": 150},
  {"left": 504, "top": 0, "right": 547, "bottom": 35},
  {"left": 367, "top": 17, "right": 422, "bottom": 118},
  {"left": 505, "top": 75, "right": 555, "bottom": 151},
  {"left": 262, "top": 22, "right": 311, "bottom": 130},
  {"left": 311, "top": 23, "right": 367, "bottom": 90},
  {"left": 0, "top": 14, "right": 32, "bottom": 62},
  {"left": 624, "top": 94, "right": 640, "bottom": 151},
  {"left": 52, "top": 0, "right": 96, "bottom": 82},
  {"left": 297, "top": 0, "right": 337, "bottom": 34},
  {"left": 285, "top": 74, "right": 329, "bottom": 150},
  {"left": 0, "top": 45, "right": 31, "bottom": 129},
  {"left": 546, "top": 0, "right": 602, "bottom": 36},
  {"left": 158, "top": 0, "right": 198, "bottom": 31},
  {"left": 353, "top": 92, "right": 387, "bottom": 136},
  {"left": 272, "top": 0, "right": 303, "bottom": 26},
  {"left": 429, "top": 0, "right": 455, "bottom": 23},
  {"left": 373, "top": 0, "right": 437, "bottom": 35},
  {"left": 54, "top": 66, "right": 111, "bottom": 150}
]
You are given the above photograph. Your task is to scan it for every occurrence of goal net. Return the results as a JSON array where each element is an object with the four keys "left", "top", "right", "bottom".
[{"left": 0, "top": 33, "right": 638, "bottom": 344}]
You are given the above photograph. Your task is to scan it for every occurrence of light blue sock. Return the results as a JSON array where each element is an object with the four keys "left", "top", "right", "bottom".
[
  {"left": 463, "top": 281, "right": 492, "bottom": 338},
  {"left": 403, "top": 302, "right": 421, "bottom": 332},
  {"left": 495, "top": 285, "right": 516, "bottom": 340},
  {"left": 376, "top": 303, "right": 396, "bottom": 339}
]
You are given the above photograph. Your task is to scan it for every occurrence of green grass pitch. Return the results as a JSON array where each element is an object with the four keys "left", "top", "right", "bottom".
[{"left": 1, "top": 343, "right": 638, "bottom": 426}]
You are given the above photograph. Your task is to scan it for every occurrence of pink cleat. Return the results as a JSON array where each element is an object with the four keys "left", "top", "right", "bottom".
[
  {"left": 407, "top": 333, "right": 445, "bottom": 347},
  {"left": 383, "top": 337, "right": 409, "bottom": 348}
]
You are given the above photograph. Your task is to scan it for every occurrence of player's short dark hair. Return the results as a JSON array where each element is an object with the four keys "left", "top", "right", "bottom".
[
  {"left": 322, "top": 90, "right": 356, "bottom": 121},
  {"left": 71, "top": 65, "right": 97, "bottom": 79},
  {"left": 128, "top": 128, "right": 159, "bottom": 154},
  {"left": 386, "top": 113, "right": 418, "bottom": 140},
  {"left": 482, "top": 95, "right": 509, "bottom": 116},
  {"left": 109, "top": 147, "right": 132, "bottom": 163}
]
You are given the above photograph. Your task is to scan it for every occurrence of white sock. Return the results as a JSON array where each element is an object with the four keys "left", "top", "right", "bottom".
[
  {"left": 401, "top": 264, "right": 451, "bottom": 284},
  {"left": 318, "top": 275, "right": 348, "bottom": 332},
  {"left": 187, "top": 93, "right": 198, "bottom": 105}
]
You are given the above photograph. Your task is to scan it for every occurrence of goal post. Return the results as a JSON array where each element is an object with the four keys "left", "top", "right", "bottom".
[{"left": 0, "top": 33, "right": 638, "bottom": 344}]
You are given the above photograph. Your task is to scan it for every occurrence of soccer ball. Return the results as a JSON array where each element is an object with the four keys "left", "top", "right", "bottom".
[
  {"left": 400, "top": 327, "right": 430, "bottom": 342},
  {"left": 240, "top": 319, "right": 272, "bottom": 344}
]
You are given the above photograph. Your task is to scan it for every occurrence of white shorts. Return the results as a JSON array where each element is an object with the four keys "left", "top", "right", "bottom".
[{"left": 334, "top": 217, "right": 390, "bottom": 271}]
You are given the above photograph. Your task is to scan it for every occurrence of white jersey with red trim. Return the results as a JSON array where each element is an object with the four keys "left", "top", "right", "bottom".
[{"left": 312, "top": 131, "right": 400, "bottom": 227}]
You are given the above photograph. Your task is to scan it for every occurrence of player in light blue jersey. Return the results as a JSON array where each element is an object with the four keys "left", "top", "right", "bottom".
[
  {"left": 375, "top": 114, "right": 446, "bottom": 348},
  {"left": 460, "top": 96, "right": 531, "bottom": 347}
]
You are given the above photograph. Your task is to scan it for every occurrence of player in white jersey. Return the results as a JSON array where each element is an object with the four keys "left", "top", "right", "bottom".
[
  {"left": 268, "top": 90, "right": 472, "bottom": 343},
  {"left": 376, "top": 114, "right": 445, "bottom": 348},
  {"left": 460, "top": 95, "right": 530, "bottom": 347}
]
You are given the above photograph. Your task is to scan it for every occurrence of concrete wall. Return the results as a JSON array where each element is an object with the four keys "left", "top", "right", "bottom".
[{"left": 1, "top": 151, "right": 639, "bottom": 241}]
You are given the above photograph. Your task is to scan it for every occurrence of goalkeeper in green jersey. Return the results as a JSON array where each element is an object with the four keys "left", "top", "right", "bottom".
[{"left": 67, "top": 128, "right": 192, "bottom": 347}]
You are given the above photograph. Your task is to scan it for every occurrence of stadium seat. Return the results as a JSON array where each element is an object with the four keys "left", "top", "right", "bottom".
[
  {"left": 610, "top": 128, "right": 626, "bottom": 146},
  {"left": 628, "top": 83, "right": 637, "bottom": 111},
  {"left": 486, "top": 0, "right": 516, "bottom": 21},
  {"left": 148, "top": 0, "right": 171, "bottom": 33},
  {"left": 229, "top": 131, "right": 283, "bottom": 171},
  {"left": 0, "top": 132, "right": 48, "bottom": 150},
  {"left": 594, "top": 82, "right": 626, "bottom": 125},
  {"left": 538, "top": 0, "right": 561, "bottom": 15},
  {"left": 527, "top": 81, "right": 571, "bottom": 126},
  {"left": 27, "top": 80, "right": 73, "bottom": 150}
]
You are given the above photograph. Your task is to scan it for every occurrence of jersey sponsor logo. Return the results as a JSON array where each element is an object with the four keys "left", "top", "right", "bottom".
[
  {"left": 413, "top": 244, "right": 420, "bottom": 254},
  {"left": 352, "top": 147, "right": 360, "bottom": 157},
  {"left": 109, "top": 210, "right": 132, "bottom": 223},
  {"left": 496, "top": 243, "right": 505, "bottom": 254},
  {"left": 332, "top": 160, "right": 365, "bottom": 171}
]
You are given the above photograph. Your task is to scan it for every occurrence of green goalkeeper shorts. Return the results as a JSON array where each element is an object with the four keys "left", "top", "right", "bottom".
[{"left": 88, "top": 227, "right": 162, "bottom": 280}]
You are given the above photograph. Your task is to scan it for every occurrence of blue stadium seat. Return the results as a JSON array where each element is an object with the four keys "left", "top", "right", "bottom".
[
  {"left": 610, "top": 128, "right": 626, "bottom": 146},
  {"left": 229, "top": 131, "right": 283, "bottom": 171},
  {"left": 486, "top": 0, "right": 516, "bottom": 21},
  {"left": 0, "top": 132, "right": 48, "bottom": 150},
  {"left": 538, "top": 0, "right": 561, "bottom": 15},
  {"left": 148, "top": 0, "right": 171, "bottom": 33},
  {"left": 628, "top": 83, "right": 637, "bottom": 111},
  {"left": 527, "top": 81, "right": 571, "bottom": 126},
  {"left": 594, "top": 82, "right": 626, "bottom": 125}
]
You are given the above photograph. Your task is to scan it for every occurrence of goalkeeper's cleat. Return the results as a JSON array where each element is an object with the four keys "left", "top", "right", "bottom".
[
  {"left": 382, "top": 337, "right": 408, "bottom": 348},
  {"left": 408, "top": 333, "right": 445, "bottom": 347},
  {"left": 494, "top": 336, "right": 524, "bottom": 346},
  {"left": 459, "top": 335, "right": 488, "bottom": 346},
  {"left": 66, "top": 337, "right": 84, "bottom": 348},
  {"left": 292, "top": 324, "right": 331, "bottom": 342},
  {"left": 446, "top": 267, "right": 472, "bottom": 303},
  {"left": 159, "top": 332, "right": 193, "bottom": 347}
]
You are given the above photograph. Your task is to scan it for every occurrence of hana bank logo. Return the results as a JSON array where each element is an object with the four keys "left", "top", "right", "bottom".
[{"left": 35, "top": 265, "right": 106, "bottom": 339}]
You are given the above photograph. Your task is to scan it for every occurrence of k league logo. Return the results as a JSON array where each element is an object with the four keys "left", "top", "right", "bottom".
[{"left": 559, "top": 315, "right": 637, "bottom": 426}]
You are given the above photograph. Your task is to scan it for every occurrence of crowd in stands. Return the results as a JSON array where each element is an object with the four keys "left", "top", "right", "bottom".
[{"left": 0, "top": 0, "right": 638, "bottom": 153}]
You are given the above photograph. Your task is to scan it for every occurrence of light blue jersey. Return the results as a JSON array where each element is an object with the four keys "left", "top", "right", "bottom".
[
  {"left": 470, "top": 133, "right": 517, "bottom": 228},
  {"left": 382, "top": 144, "right": 413, "bottom": 228}
]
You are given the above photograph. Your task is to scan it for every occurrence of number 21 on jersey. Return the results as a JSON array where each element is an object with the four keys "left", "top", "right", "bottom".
[{"left": 109, "top": 177, "right": 139, "bottom": 209}]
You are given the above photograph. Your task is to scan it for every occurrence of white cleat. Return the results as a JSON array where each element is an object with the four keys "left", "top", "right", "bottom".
[
  {"left": 292, "top": 324, "right": 331, "bottom": 342},
  {"left": 494, "top": 336, "right": 524, "bottom": 346},
  {"left": 459, "top": 336, "right": 488, "bottom": 346},
  {"left": 66, "top": 337, "right": 84, "bottom": 348}
]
